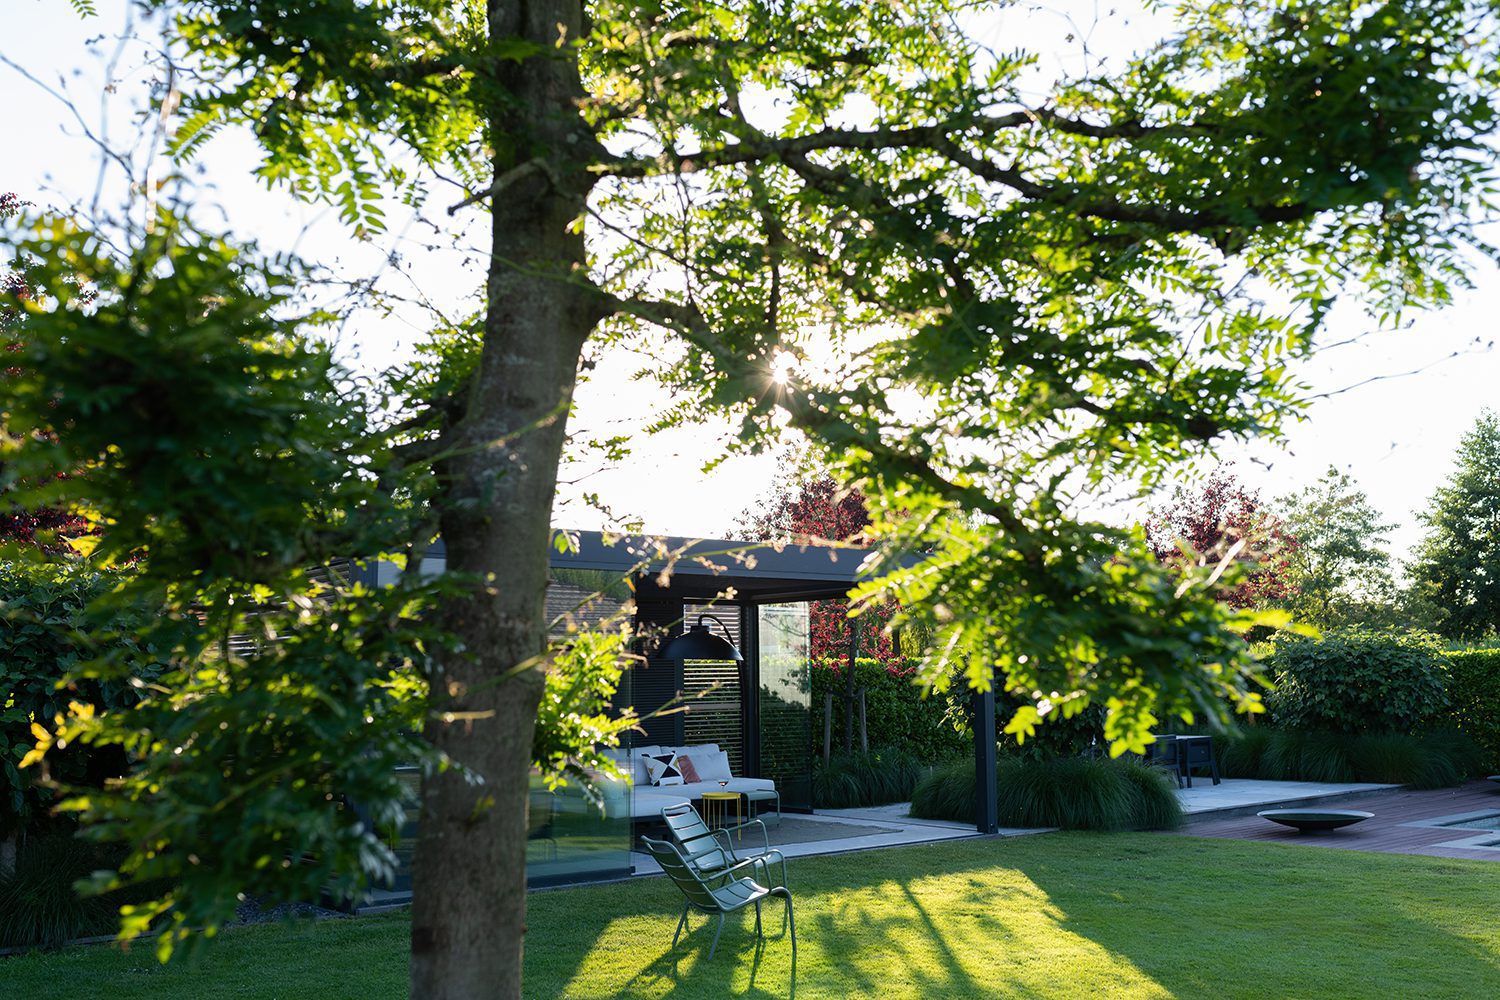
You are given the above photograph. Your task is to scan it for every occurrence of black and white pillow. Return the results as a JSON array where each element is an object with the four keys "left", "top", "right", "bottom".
[{"left": 644, "top": 752, "right": 686, "bottom": 787}]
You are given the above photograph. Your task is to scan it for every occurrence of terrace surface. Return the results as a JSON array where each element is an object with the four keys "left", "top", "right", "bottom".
[
  {"left": 629, "top": 777, "right": 1408, "bottom": 875},
  {"left": 1180, "top": 780, "right": 1500, "bottom": 860}
]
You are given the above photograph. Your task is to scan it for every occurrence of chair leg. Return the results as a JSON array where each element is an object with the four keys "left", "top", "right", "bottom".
[
  {"left": 672, "top": 901, "right": 689, "bottom": 949},
  {"left": 782, "top": 892, "right": 796, "bottom": 955},
  {"left": 755, "top": 900, "right": 763, "bottom": 938},
  {"left": 708, "top": 913, "right": 725, "bottom": 960}
]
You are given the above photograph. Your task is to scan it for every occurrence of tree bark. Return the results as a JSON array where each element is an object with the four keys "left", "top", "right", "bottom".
[{"left": 409, "top": 2, "right": 596, "bottom": 997}]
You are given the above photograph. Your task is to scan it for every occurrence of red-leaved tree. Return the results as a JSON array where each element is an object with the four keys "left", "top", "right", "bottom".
[
  {"left": 739, "top": 473, "right": 900, "bottom": 666},
  {"left": 1145, "top": 469, "right": 1299, "bottom": 609},
  {"left": 1, "top": 192, "right": 95, "bottom": 554}
]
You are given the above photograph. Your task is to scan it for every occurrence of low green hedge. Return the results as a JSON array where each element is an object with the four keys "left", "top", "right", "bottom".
[
  {"left": 909, "top": 755, "right": 1183, "bottom": 831},
  {"left": 1446, "top": 649, "right": 1500, "bottom": 773},
  {"left": 811, "top": 746, "right": 933, "bottom": 809},
  {"left": 1215, "top": 727, "right": 1482, "bottom": 789}
]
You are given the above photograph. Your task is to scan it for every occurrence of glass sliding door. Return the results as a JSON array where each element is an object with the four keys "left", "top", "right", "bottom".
[{"left": 757, "top": 603, "right": 813, "bottom": 812}]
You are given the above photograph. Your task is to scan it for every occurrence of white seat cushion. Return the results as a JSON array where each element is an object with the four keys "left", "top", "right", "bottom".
[
  {"left": 678, "top": 777, "right": 777, "bottom": 796},
  {"left": 627, "top": 787, "right": 691, "bottom": 818}
]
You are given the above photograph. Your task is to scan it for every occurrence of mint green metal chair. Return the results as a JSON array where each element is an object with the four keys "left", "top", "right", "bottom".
[
  {"left": 640, "top": 835, "right": 795, "bottom": 960},
  {"left": 660, "top": 802, "right": 788, "bottom": 891}
]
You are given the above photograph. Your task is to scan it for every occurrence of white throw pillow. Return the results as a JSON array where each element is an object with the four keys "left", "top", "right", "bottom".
[
  {"left": 695, "top": 749, "right": 734, "bottom": 782},
  {"left": 644, "top": 752, "right": 686, "bottom": 787}
]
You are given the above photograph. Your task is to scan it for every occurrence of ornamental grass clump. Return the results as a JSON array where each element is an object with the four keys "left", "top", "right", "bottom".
[
  {"left": 1214, "top": 727, "right": 1481, "bottom": 789},
  {"left": 910, "top": 756, "right": 1182, "bottom": 831},
  {"left": 0, "top": 834, "right": 118, "bottom": 950},
  {"left": 813, "top": 746, "right": 932, "bottom": 809}
]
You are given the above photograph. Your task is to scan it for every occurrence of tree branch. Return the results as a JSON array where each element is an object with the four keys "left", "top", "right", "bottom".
[
  {"left": 600, "top": 291, "right": 1027, "bottom": 535},
  {"left": 448, "top": 157, "right": 553, "bottom": 215}
]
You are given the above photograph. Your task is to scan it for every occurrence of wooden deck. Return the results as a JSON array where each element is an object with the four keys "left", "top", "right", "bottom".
[{"left": 1177, "top": 780, "right": 1500, "bottom": 861}]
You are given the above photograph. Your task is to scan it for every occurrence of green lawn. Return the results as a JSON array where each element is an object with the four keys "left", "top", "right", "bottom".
[{"left": 5, "top": 833, "right": 1499, "bottom": 999}]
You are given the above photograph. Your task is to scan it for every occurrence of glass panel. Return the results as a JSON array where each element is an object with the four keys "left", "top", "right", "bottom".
[
  {"left": 525, "top": 574, "right": 634, "bottom": 885},
  {"left": 758, "top": 603, "right": 812, "bottom": 811},
  {"left": 525, "top": 770, "right": 633, "bottom": 888}
]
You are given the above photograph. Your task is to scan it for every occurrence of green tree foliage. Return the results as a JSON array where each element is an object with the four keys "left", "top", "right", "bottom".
[
  {"left": 1276, "top": 468, "right": 1398, "bottom": 628},
  {"left": 1409, "top": 412, "right": 1500, "bottom": 641},
  {"left": 1265, "top": 628, "right": 1451, "bottom": 734},
  {"left": 1, "top": 213, "right": 634, "bottom": 959},
  {"left": 9, "top": 1, "right": 1500, "bottom": 993}
]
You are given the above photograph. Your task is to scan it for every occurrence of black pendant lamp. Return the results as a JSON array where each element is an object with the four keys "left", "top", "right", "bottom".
[{"left": 659, "top": 614, "right": 743, "bottom": 662}]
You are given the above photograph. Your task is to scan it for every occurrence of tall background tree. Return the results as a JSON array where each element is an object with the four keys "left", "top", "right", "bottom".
[
  {"left": 7, "top": 2, "right": 1499, "bottom": 997},
  {"left": 1276, "top": 468, "right": 1398, "bottom": 629},
  {"left": 1409, "top": 411, "right": 1500, "bottom": 641}
]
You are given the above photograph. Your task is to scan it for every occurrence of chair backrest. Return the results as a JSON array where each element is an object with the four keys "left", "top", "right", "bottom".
[
  {"left": 661, "top": 803, "right": 732, "bottom": 869},
  {"left": 640, "top": 836, "right": 723, "bottom": 912},
  {"left": 1145, "top": 735, "right": 1179, "bottom": 764}
]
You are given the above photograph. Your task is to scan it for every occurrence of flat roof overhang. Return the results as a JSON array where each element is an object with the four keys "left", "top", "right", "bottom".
[{"left": 429, "top": 530, "right": 886, "bottom": 603}]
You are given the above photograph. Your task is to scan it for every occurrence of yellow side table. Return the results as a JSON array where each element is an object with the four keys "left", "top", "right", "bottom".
[{"left": 699, "top": 791, "right": 742, "bottom": 841}]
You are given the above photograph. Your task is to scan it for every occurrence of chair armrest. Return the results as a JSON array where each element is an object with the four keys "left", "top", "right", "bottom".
[{"left": 725, "top": 818, "right": 770, "bottom": 854}]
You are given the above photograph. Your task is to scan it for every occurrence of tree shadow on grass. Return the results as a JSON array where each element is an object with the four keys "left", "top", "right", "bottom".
[
  {"left": 526, "top": 833, "right": 1500, "bottom": 998},
  {"left": 619, "top": 905, "right": 798, "bottom": 999}
]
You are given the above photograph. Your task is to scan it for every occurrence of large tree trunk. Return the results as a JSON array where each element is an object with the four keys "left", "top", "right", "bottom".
[{"left": 408, "top": 2, "right": 595, "bottom": 997}]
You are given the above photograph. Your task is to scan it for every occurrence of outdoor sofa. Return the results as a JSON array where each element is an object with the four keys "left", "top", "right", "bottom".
[{"left": 599, "top": 743, "right": 779, "bottom": 821}]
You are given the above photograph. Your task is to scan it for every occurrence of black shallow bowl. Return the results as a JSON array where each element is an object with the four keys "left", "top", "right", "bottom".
[{"left": 1258, "top": 809, "right": 1374, "bottom": 832}]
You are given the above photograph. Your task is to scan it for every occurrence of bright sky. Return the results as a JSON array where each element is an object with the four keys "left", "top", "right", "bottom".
[{"left": 4, "top": 1, "right": 1497, "bottom": 564}]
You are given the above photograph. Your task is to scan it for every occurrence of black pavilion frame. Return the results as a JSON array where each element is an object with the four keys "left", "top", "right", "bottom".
[{"left": 400, "top": 531, "right": 1000, "bottom": 835}]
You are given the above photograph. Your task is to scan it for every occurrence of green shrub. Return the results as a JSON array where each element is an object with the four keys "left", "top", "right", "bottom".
[
  {"left": 812, "top": 746, "right": 932, "bottom": 809},
  {"left": 910, "top": 755, "right": 1182, "bottom": 831},
  {"left": 1, "top": 562, "right": 161, "bottom": 843},
  {"left": 1446, "top": 648, "right": 1500, "bottom": 772},
  {"left": 1266, "top": 629, "right": 1449, "bottom": 734},
  {"left": 810, "top": 659, "right": 969, "bottom": 761},
  {"left": 1213, "top": 727, "right": 1480, "bottom": 789}
]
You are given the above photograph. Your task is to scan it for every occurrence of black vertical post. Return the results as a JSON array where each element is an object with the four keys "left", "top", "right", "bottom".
[
  {"left": 973, "top": 678, "right": 998, "bottom": 835},
  {"left": 741, "top": 604, "right": 760, "bottom": 778},
  {"left": 842, "top": 621, "right": 860, "bottom": 753}
]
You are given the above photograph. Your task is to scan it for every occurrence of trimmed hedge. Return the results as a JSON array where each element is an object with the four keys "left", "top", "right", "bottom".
[
  {"left": 1265, "top": 628, "right": 1449, "bottom": 734},
  {"left": 1447, "top": 648, "right": 1500, "bottom": 772},
  {"left": 811, "top": 746, "right": 933, "bottom": 809},
  {"left": 810, "top": 659, "right": 969, "bottom": 762},
  {"left": 1215, "top": 727, "right": 1482, "bottom": 789},
  {"left": 910, "top": 755, "right": 1183, "bottom": 831}
]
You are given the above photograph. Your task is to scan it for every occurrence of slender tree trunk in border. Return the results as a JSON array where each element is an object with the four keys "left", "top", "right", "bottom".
[
  {"left": 843, "top": 620, "right": 860, "bottom": 753},
  {"left": 408, "top": 2, "right": 596, "bottom": 996}
]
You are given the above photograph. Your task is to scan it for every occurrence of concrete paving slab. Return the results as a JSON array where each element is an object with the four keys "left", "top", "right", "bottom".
[{"left": 1177, "top": 778, "right": 1400, "bottom": 819}]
